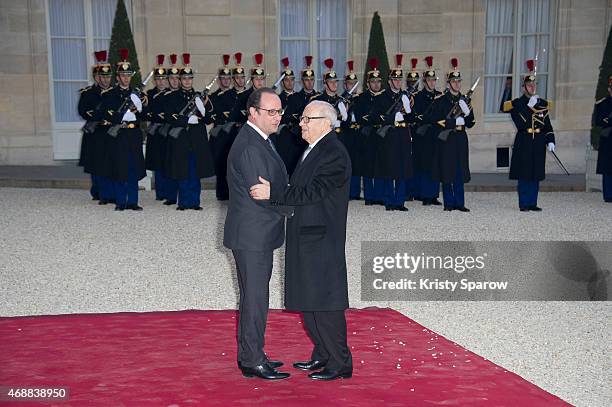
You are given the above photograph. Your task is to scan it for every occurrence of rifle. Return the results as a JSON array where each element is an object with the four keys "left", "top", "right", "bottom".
[
  {"left": 337, "top": 81, "right": 360, "bottom": 107},
  {"left": 107, "top": 71, "right": 154, "bottom": 137},
  {"left": 168, "top": 76, "right": 217, "bottom": 139},
  {"left": 271, "top": 73, "right": 286, "bottom": 90},
  {"left": 384, "top": 78, "right": 421, "bottom": 116},
  {"left": 437, "top": 76, "right": 480, "bottom": 142}
]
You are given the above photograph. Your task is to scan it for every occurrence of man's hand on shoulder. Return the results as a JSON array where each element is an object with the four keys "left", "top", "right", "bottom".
[{"left": 250, "top": 176, "right": 271, "bottom": 200}]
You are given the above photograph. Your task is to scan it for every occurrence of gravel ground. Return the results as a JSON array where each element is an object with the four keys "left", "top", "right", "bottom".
[{"left": 0, "top": 188, "right": 610, "bottom": 406}]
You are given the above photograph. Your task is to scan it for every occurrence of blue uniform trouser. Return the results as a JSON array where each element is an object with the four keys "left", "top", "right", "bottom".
[
  {"left": 178, "top": 153, "right": 201, "bottom": 208},
  {"left": 517, "top": 180, "right": 540, "bottom": 209},
  {"left": 114, "top": 153, "right": 139, "bottom": 207},
  {"left": 350, "top": 176, "right": 362, "bottom": 198},
  {"left": 419, "top": 171, "right": 439, "bottom": 199},
  {"left": 364, "top": 178, "right": 384, "bottom": 201},
  {"left": 155, "top": 170, "right": 177, "bottom": 201},
  {"left": 99, "top": 176, "right": 114, "bottom": 201},
  {"left": 90, "top": 175, "right": 99, "bottom": 199},
  {"left": 442, "top": 160, "right": 465, "bottom": 208},
  {"left": 404, "top": 176, "right": 417, "bottom": 200},
  {"left": 384, "top": 179, "right": 406, "bottom": 206},
  {"left": 603, "top": 174, "right": 612, "bottom": 201}
]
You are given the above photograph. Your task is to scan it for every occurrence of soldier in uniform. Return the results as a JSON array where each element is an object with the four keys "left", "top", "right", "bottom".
[
  {"left": 424, "top": 58, "right": 474, "bottom": 212},
  {"left": 78, "top": 50, "right": 106, "bottom": 200},
  {"left": 96, "top": 48, "right": 147, "bottom": 211},
  {"left": 504, "top": 59, "right": 556, "bottom": 211},
  {"left": 353, "top": 58, "right": 389, "bottom": 206},
  {"left": 279, "top": 56, "right": 319, "bottom": 175},
  {"left": 228, "top": 53, "right": 267, "bottom": 125},
  {"left": 595, "top": 75, "right": 612, "bottom": 203},
  {"left": 412, "top": 56, "right": 442, "bottom": 206},
  {"left": 208, "top": 54, "right": 237, "bottom": 201},
  {"left": 378, "top": 54, "right": 414, "bottom": 211},
  {"left": 337, "top": 60, "right": 361, "bottom": 199},
  {"left": 164, "top": 53, "right": 215, "bottom": 210},
  {"left": 158, "top": 54, "right": 182, "bottom": 205},
  {"left": 144, "top": 54, "right": 169, "bottom": 201},
  {"left": 403, "top": 58, "right": 421, "bottom": 202},
  {"left": 278, "top": 57, "right": 295, "bottom": 106},
  {"left": 313, "top": 58, "right": 340, "bottom": 107}
]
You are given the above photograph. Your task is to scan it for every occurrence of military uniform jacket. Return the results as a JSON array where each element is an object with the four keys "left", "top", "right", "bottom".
[
  {"left": 78, "top": 84, "right": 102, "bottom": 173},
  {"left": 336, "top": 92, "right": 361, "bottom": 176},
  {"left": 96, "top": 85, "right": 147, "bottom": 182},
  {"left": 504, "top": 94, "right": 555, "bottom": 181},
  {"left": 279, "top": 89, "right": 294, "bottom": 108},
  {"left": 208, "top": 87, "right": 237, "bottom": 127},
  {"left": 144, "top": 87, "right": 168, "bottom": 170},
  {"left": 228, "top": 87, "right": 253, "bottom": 124},
  {"left": 424, "top": 90, "right": 475, "bottom": 183},
  {"left": 281, "top": 89, "right": 320, "bottom": 132},
  {"left": 595, "top": 95, "right": 612, "bottom": 175},
  {"left": 269, "top": 133, "right": 351, "bottom": 312},
  {"left": 378, "top": 90, "right": 414, "bottom": 179},
  {"left": 164, "top": 88, "right": 215, "bottom": 180},
  {"left": 412, "top": 88, "right": 442, "bottom": 174}
]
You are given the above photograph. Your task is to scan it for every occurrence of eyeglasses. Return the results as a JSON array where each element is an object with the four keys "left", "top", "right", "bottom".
[
  {"left": 299, "top": 115, "right": 327, "bottom": 124},
  {"left": 256, "top": 106, "right": 285, "bottom": 117}
]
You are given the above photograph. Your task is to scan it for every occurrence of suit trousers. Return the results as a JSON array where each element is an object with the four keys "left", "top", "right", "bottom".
[
  {"left": 232, "top": 249, "right": 274, "bottom": 368},
  {"left": 302, "top": 310, "right": 353, "bottom": 372}
]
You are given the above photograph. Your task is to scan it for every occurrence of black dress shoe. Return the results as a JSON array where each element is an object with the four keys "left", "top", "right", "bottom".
[
  {"left": 443, "top": 206, "right": 453, "bottom": 211},
  {"left": 395, "top": 205, "right": 408, "bottom": 211},
  {"left": 350, "top": 196, "right": 363, "bottom": 201},
  {"left": 456, "top": 206, "right": 470, "bottom": 212},
  {"left": 605, "top": 199, "right": 612, "bottom": 203},
  {"left": 163, "top": 200, "right": 176, "bottom": 206},
  {"left": 127, "top": 204, "right": 143, "bottom": 211},
  {"left": 155, "top": 197, "right": 163, "bottom": 201},
  {"left": 216, "top": 197, "right": 229, "bottom": 201},
  {"left": 365, "top": 200, "right": 375, "bottom": 206},
  {"left": 238, "top": 359, "right": 284, "bottom": 369},
  {"left": 405, "top": 197, "right": 414, "bottom": 202},
  {"left": 308, "top": 368, "right": 352, "bottom": 381},
  {"left": 431, "top": 198, "right": 442, "bottom": 206},
  {"left": 520, "top": 208, "right": 529, "bottom": 212},
  {"left": 293, "top": 360, "right": 326, "bottom": 371},
  {"left": 422, "top": 199, "right": 431, "bottom": 206},
  {"left": 114, "top": 205, "right": 125, "bottom": 211},
  {"left": 530, "top": 206, "right": 542, "bottom": 211},
  {"left": 191, "top": 206, "right": 203, "bottom": 210},
  {"left": 98, "top": 200, "right": 109, "bottom": 205},
  {"left": 176, "top": 206, "right": 187, "bottom": 211},
  {"left": 385, "top": 205, "right": 394, "bottom": 211},
  {"left": 241, "top": 363, "right": 290, "bottom": 380},
  {"left": 92, "top": 197, "right": 99, "bottom": 201},
  {"left": 375, "top": 200, "right": 385, "bottom": 206}
]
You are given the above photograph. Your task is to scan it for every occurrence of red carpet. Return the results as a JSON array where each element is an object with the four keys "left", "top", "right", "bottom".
[{"left": 0, "top": 308, "right": 568, "bottom": 406}]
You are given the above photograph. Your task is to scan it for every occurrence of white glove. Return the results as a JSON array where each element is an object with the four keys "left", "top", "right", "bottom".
[
  {"left": 394, "top": 112, "right": 404, "bottom": 122},
  {"left": 333, "top": 119, "right": 341, "bottom": 128},
  {"left": 547, "top": 142, "right": 555, "bottom": 152},
  {"left": 122, "top": 110, "right": 136, "bottom": 122},
  {"left": 195, "top": 96, "right": 206, "bottom": 116},
  {"left": 455, "top": 117, "right": 465, "bottom": 126},
  {"left": 130, "top": 93, "right": 142, "bottom": 112},
  {"left": 188, "top": 115, "right": 199, "bottom": 124},
  {"left": 528, "top": 95, "right": 539, "bottom": 108},
  {"left": 401, "top": 94, "right": 411, "bottom": 113},
  {"left": 459, "top": 99, "right": 470, "bottom": 115},
  {"left": 350, "top": 113, "right": 356, "bottom": 123},
  {"left": 338, "top": 102, "right": 348, "bottom": 121}
]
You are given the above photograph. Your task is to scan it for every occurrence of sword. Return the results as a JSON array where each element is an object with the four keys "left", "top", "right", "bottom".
[
  {"left": 202, "top": 75, "right": 218, "bottom": 95},
  {"left": 141, "top": 70, "right": 154, "bottom": 87},
  {"left": 549, "top": 150, "right": 570, "bottom": 175},
  {"left": 338, "top": 81, "right": 360, "bottom": 104},
  {"left": 272, "top": 73, "right": 286, "bottom": 90}
]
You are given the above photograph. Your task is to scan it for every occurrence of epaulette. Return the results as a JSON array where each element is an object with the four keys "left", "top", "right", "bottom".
[
  {"left": 502, "top": 100, "right": 513, "bottom": 112},
  {"left": 79, "top": 85, "right": 92, "bottom": 93},
  {"left": 595, "top": 97, "right": 606, "bottom": 105},
  {"left": 100, "top": 86, "right": 114, "bottom": 95},
  {"left": 163, "top": 89, "right": 175, "bottom": 96},
  {"left": 545, "top": 100, "right": 553, "bottom": 110},
  {"left": 433, "top": 93, "right": 445, "bottom": 100},
  {"left": 308, "top": 94, "right": 319, "bottom": 101}
]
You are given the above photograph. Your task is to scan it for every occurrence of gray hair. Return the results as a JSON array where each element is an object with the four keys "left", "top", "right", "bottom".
[{"left": 306, "top": 100, "right": 336, "bottom": 129}]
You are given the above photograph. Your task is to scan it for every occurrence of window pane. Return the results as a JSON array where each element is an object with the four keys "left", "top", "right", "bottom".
[
  {"left": 485, "top": 77, "right": 513, "bottom": 114},
  {"left": 318, "top": 39, "right": 346, "bottom": 78},
  {"left": 485, "top": 37, "right": 513, "bottom": 75},
  {"left": 54, "top": 81, "right": 86, "bottom": 122},
  {"left": 280, "top": 0, "right": 309, "bottom": 37},
  {"left": 486, "top": 0, "right": 514, "bottom": 35},
  {"left": 521, "top": 0, "right": 550, "bottom": 34},
  {"left": 51, "top": 38, "right": 87, "bottom": 81},
  {"left": 536, "top": 74, "right": 548, "bottom": 97},
  {"left": 49, "top": 0, "right": 85, "bottom": 37},
  {"left": 317, "top": 0, "right": 347, "bottom": 38},
  {"left": 92, "top": 0, "right": 118, "bottom": 40}
]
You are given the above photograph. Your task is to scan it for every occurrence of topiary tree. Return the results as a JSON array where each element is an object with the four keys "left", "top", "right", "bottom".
[
  {"left": 108, "top": 0, "right": 142, "bottom": 86},
  {"left": 363, "top": 12, "right": 390, "bottom": 86},
  {"left": 591, "top": 25, "right": 612, "bottom": 149}
]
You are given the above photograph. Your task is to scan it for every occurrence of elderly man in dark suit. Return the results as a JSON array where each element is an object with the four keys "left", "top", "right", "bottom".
[
  {"left": 250, "top": 100, "right": 353, "bottom": 381},
  {"left": 223, "top": 88, "right": 293, "bottom": 380}
]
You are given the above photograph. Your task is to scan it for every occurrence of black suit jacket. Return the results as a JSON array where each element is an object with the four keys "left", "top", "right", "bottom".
[
  {"left": 223, "top": 123, "right": 293, "bottom": 251},
  {"left": 270, "top": 133, "right": 352, "bottom": 311}
]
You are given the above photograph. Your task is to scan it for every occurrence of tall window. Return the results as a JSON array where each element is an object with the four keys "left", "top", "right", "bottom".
[
  {"left": 48, "top": 0, "right": 125, "bottom": 123},
  {"left": 484, "top": 0, "right": 553, "bottom": 115},
  {"left": 279, "top": 0, "right": 348, "bottom": 90}
]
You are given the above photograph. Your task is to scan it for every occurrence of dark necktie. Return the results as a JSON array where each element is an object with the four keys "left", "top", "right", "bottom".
[{"left": 267, "top": 137, "right": 281, "bottom": 159}]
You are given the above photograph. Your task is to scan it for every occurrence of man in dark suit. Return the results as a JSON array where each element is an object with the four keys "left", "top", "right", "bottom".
[
  {"left": 250, "top": 100, "right": 353, "bottom": 381},
  {"left": 223, "top": 88, "right": 293, "bottom": 380}
]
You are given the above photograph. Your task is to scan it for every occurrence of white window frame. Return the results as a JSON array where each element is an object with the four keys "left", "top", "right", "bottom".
[
  {"left": 483, "top": 0, "right": 556, "bottom": 122},
  {"left": 277, "top": 0, "right": 351, "bottom": 91},
  {"left": 45, "top": 0, "right": 132, "bottom": 159}
]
